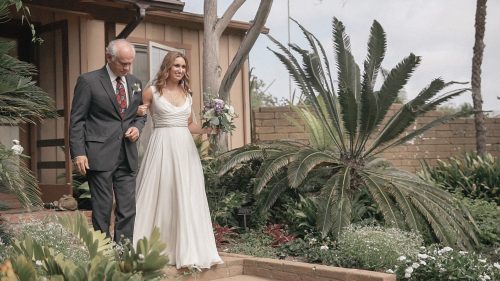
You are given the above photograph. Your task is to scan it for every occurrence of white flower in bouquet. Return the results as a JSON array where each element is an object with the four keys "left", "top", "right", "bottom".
[{"left": 202, "top": 95, "right": 238, "bottom": 133}]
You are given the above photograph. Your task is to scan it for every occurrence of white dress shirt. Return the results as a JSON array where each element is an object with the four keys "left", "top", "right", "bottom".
[{"left": 106, "top": 64, "right": 129, "bottom": 108}]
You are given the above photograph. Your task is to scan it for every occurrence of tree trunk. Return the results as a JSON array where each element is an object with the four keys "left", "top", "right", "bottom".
[
  {"left": 471, "top": 0, "right": 487, "bottom": 156},
  {"left": 203, "top": 0, "right": 222, "bottom": 96},
  {"left": 202, "top": 0, "right": 273, "bottom": 153}
]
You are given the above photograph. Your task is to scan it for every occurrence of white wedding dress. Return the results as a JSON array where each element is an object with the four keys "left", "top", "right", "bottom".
[{"left": 133, "top": 86, "right": 223, "bottom": 269}]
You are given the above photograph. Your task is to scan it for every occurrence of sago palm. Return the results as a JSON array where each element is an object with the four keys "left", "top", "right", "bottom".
[
  {"left": 219, "top": 18, "right": 478, "bottom": 248},
  {"left": 0, "top": 1, "right": 57, "bottom": 210}
]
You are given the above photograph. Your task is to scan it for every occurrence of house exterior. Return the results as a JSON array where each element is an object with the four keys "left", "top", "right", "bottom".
[{"left": 0, "top": 0, "right": 254, "bottom": 202}]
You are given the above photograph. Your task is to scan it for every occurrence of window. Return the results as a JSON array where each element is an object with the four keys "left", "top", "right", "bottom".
[{"left": 132, "top": 41, "right": 184, "bottom": 86}]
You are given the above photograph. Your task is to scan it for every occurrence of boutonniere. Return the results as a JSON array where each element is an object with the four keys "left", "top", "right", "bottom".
[{"left": 132, "top": 83, "right": 141, "bottom": 95}]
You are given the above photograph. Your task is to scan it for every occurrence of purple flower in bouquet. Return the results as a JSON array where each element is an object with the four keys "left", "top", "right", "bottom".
[{"left": 202, "top": 96, "right": 237, "bottom": 133}]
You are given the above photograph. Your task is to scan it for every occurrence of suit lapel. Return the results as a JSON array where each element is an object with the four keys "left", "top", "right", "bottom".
[
  {"left": 124, "top": 75, "right": 136, "bottom": 118},
  {"left": 98, "top": 67, "right": 121, "bottom": 117}
]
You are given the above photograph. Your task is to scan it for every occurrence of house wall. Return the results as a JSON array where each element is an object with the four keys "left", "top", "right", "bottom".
[
  {"left": 25, "top": 6, "right": 251, "bottom": 178},
  {"left": 253, "top": 105, "right": 500, "bottom": 172}
]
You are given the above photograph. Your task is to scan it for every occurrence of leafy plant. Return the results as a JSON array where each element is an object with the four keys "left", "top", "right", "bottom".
[
  {"left": 278, "top": 195, "right": 318, "bottom": 236},
  {"left": 336, "top": 225, "right": 423, "bottom": 271},
  {"left": 263, "top": 224, "right": 295, "bottom": 247},
  {"left": 5, "top": 213, "right": 168, "bottom": 280},
  {"left": 213, "top": 224, "right": 238, "bottom": 247},
  {"left": 459, "top": 197, "right": 500, "bottom": 259},
  {"left": 419, "top": 152, "right": 500, "bottom": 204},
  {"left": 219, "top": 17, "right": 478, "bottom": 248},
  {"left": 393, "top": 245, "right": 499, "bottom": 281},
  {"left": 226, "top": 229, "right": 279, "bottom": 258}
]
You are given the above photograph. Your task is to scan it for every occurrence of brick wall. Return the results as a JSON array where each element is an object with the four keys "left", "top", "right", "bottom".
[{"left": 252, "top": 105, "right": 500, "bottom": 172}]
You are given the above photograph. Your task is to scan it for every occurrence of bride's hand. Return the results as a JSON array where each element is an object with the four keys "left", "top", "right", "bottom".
[{"left": 137, "top": 105, "right": 148, "bottom": 116}]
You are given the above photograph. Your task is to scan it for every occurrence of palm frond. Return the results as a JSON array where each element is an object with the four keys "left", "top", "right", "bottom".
[
  {"left": 255, "top": 149, "right": 297, "bottom": 193},
  {"left": 287, "top": 148, "right": 338, "bottom": 188},
  {"left": 290, "top": 18, "right": 336, "bottom": 102},
  {"left": 255, "top": 175, "right": 289, "bottom": 212},
  {"left": 362, "top": 176, "right": 401, "bottom": 228},
  {"left": 218, "top": 147, "right": 266, "bottom": 176},
  {"left": 318, "top": 167, "right": 352, "bottom": 238},
  {"left": 0, "top": 145, "right": 42, "bottom": 210},
  {"left": 377, "top": 110, "right": 470, "bottom": 154},
  {"left": 332, "top": 18, "right": 360, "bottom": 147},
  {"left": 373, "top": 54, "right": 421, "bottom": 128}
]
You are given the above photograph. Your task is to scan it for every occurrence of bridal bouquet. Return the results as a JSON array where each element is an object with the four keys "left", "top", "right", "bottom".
[{"left": 201, "top": 96, "right": 237, "bottom": 133}]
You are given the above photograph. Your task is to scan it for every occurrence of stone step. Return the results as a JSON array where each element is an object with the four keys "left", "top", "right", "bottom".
[
  {"left": 161, "top": 254, "right": 245, "bottom": 281},
  {"left": 212, "top": 275, "right": 276, "bottom": 281}
]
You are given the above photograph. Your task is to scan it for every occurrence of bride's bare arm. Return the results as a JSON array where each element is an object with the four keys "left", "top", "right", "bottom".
[
  {"left": 137, "top": 87, "right": 153, "bottom": 116},
  {"left": 188, "top": 107, "right": 212, "bottom": 135}
]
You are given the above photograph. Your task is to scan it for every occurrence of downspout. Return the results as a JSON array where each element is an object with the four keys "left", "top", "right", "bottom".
[{"left": 117, "top": 2, "right": 149, "bottom": 39}]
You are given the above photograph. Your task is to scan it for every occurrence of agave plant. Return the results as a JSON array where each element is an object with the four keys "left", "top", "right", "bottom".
[{"left": 219, "top": 18, "right": 478, "bottom": 248}]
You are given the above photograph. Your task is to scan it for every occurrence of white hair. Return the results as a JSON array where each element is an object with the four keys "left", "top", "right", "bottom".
[{"left": 106, "top": 39, "right": 136, "bottom": 60}]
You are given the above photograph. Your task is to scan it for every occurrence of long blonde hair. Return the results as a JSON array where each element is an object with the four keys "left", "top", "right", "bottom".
[{"left": 154, "top": 52, "right": 191, "bottom": 95}]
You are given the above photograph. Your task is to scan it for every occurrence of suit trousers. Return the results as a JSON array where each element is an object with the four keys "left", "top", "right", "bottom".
[{"left": 87, "top": 140, "right": 136, "bottom": 242}]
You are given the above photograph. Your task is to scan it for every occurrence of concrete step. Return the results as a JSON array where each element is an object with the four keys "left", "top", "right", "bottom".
[{"left": 212, "top": 275, "right": 276, "bottom": 281}]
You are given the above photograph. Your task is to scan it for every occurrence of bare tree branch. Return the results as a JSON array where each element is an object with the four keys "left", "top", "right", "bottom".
[
  {"left": 219, "top": 0, "right": 273, "bottom": 100},
  {"left": 215, "top": 0, "right": 246, "bottom": 37}
]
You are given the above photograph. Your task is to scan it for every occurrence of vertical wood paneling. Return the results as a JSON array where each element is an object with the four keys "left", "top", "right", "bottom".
[
  {"left": 164, "top": 26, "right": 182, "bottom": 43},
  {"left": 181, "top": 28, "right": 202, "bottom": 116},
  {"left": 67, "top": 15, "right": 81, "bottom": 102},
  {"left": 52, "top": 17, "right": 65, "bottom": 183},
  {"left": 38, "top": 12, "right": 57, "bottom": 183},
  {"left": 227, "top": 34, "right": 246, "bottom": 148},
  {"left": 79, "top": 17, "right": 88, "bottom": 73},
  {"left": 86, "top": 19, "right": 105, "bottom": 71},
  {"left": 128, "top": 22, "right": 146, "bottom": 39},
  {"left": 146, "top": 22, "right": 164, "bottom": 41},
  {"left": 241, "top": 59, "right": 251, "bottom": 144}
]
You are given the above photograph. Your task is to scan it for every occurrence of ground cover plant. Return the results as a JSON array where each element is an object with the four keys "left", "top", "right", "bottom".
[{"left": 219, "top": 17, "right": 478, "bottom": 249}]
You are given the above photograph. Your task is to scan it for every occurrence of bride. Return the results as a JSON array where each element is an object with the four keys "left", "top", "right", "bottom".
[{"left": 133, "top": 51, "right": 223, "bottom": 269}]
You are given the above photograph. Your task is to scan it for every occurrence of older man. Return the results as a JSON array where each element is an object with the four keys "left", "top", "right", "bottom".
[{"left": 70, "top": 39, "right": 146, "bottom": 241}]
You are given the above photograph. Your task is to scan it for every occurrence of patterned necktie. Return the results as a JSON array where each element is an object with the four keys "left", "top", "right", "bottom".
[{"left": 116, "top": 76, "right": 127, "bottom": 118}]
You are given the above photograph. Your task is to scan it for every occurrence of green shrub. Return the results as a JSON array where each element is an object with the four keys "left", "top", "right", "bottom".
[
  {"left": 460, "top": 197, "right": 500, "bottom": 259},
  {"left": 419, "top": 153, "right": 500, "bottom": 204},
  {"left": 226, "top": 229, "right": 279, "bottom": 258},
  {"left": 280, "top": 231, "right": 339, "bottom": 265},
  {"left": 393, "top": 245, "right": 499, "bottom": 281},
  {"left": 204, "top": 159, "right": 255, "bottom": 227},
  {"left": 277, "top": 195, "right": 318, "bottom": 236},
  {"left": 336, "top": 225, "right": 423, "bottom": 271}
]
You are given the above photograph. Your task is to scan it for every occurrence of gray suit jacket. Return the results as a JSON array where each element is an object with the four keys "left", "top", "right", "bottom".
[{"left": 69, "top": 66, "right": 146, "bottom": 171}]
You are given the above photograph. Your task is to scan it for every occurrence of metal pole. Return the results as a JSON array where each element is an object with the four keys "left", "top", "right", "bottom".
[{"left": 287, "top": 0, "right": 292, "bottom": 103}]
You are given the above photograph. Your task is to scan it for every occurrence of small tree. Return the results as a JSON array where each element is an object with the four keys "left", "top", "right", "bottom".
[{"left": 250, "top": 70, "right": 277, "bottom": 108}]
